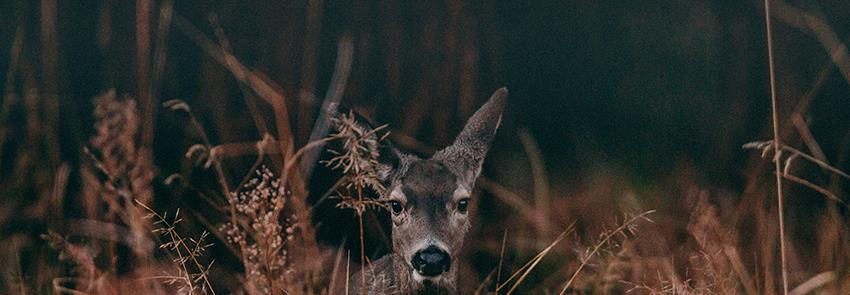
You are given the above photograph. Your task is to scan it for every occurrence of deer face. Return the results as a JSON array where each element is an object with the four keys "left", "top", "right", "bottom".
[
  {"left": 384, "top": 159, "right": 471, "bottom": 284},
  {"left": 375, "top": 88, "right": 507, "bottom": 287}
]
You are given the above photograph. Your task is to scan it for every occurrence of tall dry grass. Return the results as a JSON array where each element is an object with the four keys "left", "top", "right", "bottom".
[{"left": 2, "top": 0, "right": 850, "bottom": 294}]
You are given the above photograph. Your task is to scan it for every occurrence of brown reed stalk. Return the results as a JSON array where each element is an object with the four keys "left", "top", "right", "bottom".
[{"left": 762, "top": 0, "right": 789, "bottom": 293}]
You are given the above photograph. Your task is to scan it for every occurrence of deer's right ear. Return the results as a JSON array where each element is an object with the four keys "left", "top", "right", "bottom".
[{"left": 432, "top": 87, "right": 508, "bottom": 184}]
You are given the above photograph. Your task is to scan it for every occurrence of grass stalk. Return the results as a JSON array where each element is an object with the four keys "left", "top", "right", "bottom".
[
  {"left": 763, "top": 0, "right": 789, "bottom": 293},
  {"left": 495, "top": 229, "right": 508, "bottom": 294}
]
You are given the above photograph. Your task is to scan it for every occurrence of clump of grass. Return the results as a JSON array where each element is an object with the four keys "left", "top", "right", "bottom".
[
  {"left": 137, "top": 201, "right": 215, "bottom": 295},
  {"left": 323, "top": 111, "right": 390, "bottom": 207},
  {"left": 164, "top": 93, "right": 314, "bottom": 294},
  {"left": 683, "top": 190, "right": 753, "bottom": 294},
  {"left": 84, "top": 90, "right": 156, "bottom": 257},
  {"left": 218, "top": 166, "right": 297, "bottom": 295},
  {"left": 496, "top": 223, "right": 575, "bottom": 294},
  {"left": 559, "top": 210, "right": 655, "bottom": 294},
  {"left": 489, "top": 210, "right": 654, "bottom": 294},
  {"left": 621, "top": 192, "right": 749, "bottom": 295},
  {"left": 16, "top": 4, "right": 850, "bottom": 294},
  {"left": 321, "top": 111, "right": 392, "bottom": 293},
  {"left": 42, "top": 91, "right": 167, "bottom": 294}
]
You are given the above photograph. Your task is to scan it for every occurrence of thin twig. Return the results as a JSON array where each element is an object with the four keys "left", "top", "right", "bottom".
[
  {"left": 746, "top": 140, "right": 849, "bottom": 206},
  {"left": 782, "top": 173, "right": 847, "bottom": 207},
  {"left": 503, "top": 224, "right": 575, "bottom": 294},
  {"left": 345, "top": 251, "right": 351, "bottom": 295},
  {"left": 475, "top": 268, "right": 498, "bottom": 295},
  {"left": 495, "top": 229, "right": 508, "bottom": 294},
  {"left": 791, "top": 115, "right": 827, "bottom": 165},
  {"left": 163, "top": 100, "right": 241, "bottom": 264},
  {"left": 357, "top": 186, "right": 367, "bottom": 295},
  {"left": 233, "top": 134, "right": 275, "bottom": 191},
  {"left": 744, "top": 141, "right": 850, "bottom": 180},
  {"left": 781, "top": 144, "right": 850, "bottom": 180},
  {"left": 763, "top": 0, "right": 790, "bottom": 293}
]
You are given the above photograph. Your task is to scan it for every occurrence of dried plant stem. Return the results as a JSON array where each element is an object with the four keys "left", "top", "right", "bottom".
[
  {"left": 233, "top": 134, "right": 275, "bottom": 191},
  {"left": 495, "top": 223, "right": 575, "bottom": 293},
  {"left": 149, "top": 0, "right": 173, "bottom": 127},
  {"left": 283, "top": 137, "right": 333, "bottom": 181},
  {"left": 763, "top": 0, "right": 789, "bottom": 293},
  {"left": 791, "top": 115, "right": 827, "bottom": 165},
  {"left": 179, "top": 103, "right": 242, "bottom": 262},
  {"left": 474, "top": 269, "right": 497, "bottom": 295},
  {"left": 502, "top": 224, "right": 575, "bottom": 294},
  {"left": 781, "top": 174, "right": 845, "bottom": 206},
  {"left": 495, "top": 229, "right": 508, "bottom": 294},
  {"left": 778, "top": 144, "right": 850, "bottom": 180},
  {"left": 136, "top": 200, "right": 215, "bottom": 294},
  {"left": 478, "top": 178, "right": 556, "bottom": 236},
  {"left": 327, "top": 238, "right": 348, "bottom": 294},
  {"left": 518, "top": 129, "right": 551, "bottom": 246},
  {"left": 790, "top": 271, "right": 835, "bottom": 295},
  {"left": 209, "top": 16, "right": 271, "bottom": 137},
  {"left": 771, "top": 0, "right": 850, "bottom": 86},
  {"left": 357, "top": 186, "right": 367, "bottom": 295},
  {"left": 136, "top": 0, "right": 153, "bottom": 147},
  {"left": 345, "top": 251, "right": 351, "bottom": 295},
  {"left": 744, "top": 140, "right": 849, "bottom": 205},
  {"left": 173, "top": 18, "right": 325, "bottom": 282}
]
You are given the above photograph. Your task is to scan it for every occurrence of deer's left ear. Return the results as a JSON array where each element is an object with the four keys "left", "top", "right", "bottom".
[{"left": 433, "top": 87, "right": 508, "bottom": 184}]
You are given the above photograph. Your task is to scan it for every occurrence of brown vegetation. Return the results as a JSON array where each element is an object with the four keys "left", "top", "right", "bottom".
[{"left": 2, "top": 0, "right": 850, "bottom": 294}]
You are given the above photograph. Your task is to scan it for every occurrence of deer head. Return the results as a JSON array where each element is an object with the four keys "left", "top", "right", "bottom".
[{"left": 371, "top": 87, "right": 507, "bottom": 290}]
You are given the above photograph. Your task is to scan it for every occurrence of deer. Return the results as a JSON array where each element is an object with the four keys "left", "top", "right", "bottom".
[{"left": 347, "top": 87, "right": 508, "bottom": 294}]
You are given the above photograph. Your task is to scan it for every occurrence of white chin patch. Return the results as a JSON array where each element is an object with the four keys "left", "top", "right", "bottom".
[
  {"left": 412, "top": 271, "right": 441, "bottom": 284},
  {"left": 412, "top": 271, "right": 426, "bottom": 283}
]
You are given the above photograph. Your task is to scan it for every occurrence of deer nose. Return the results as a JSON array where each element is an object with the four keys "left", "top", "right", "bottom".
[{"left": 412, "top": 246, "right": 451, "bottom": 277}]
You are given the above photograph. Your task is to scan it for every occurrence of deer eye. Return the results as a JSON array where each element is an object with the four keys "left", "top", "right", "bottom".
[
  {"left": 389, "top": 201, "right": 404, "bottom": 215},
  {"left": 457, "top": 198, "right": 470, "bottom": 214}
]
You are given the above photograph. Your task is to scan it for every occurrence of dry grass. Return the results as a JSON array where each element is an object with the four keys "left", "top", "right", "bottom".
[{"left": 3, "top": 1, "right": 850, "bottom": 294}]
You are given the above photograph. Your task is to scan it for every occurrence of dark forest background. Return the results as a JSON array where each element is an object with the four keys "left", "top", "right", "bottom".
[{"left": 2, "top": 0, "right": 850, "bottom": 293}]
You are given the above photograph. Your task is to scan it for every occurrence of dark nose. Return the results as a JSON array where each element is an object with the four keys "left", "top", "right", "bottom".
[{"left": 411, "top": 246, "right": 451, "bottom": 277}]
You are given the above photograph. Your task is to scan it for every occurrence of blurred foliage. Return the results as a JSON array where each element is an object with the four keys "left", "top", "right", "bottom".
[{"left": 2, "top": 0, "right": 850, "bottom": 293}]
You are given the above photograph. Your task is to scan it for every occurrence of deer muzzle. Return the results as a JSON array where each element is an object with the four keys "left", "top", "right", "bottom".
[{"left": 411, "top": 245, "right": 451, "bottom": 277}]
